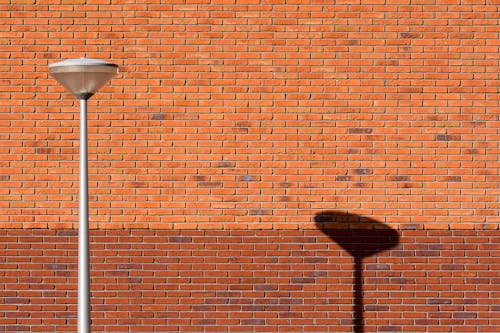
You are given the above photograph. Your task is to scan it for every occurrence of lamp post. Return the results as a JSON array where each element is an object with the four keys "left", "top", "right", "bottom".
[{"left": 49, "top": 58, "right": 118, "bottom": 333}]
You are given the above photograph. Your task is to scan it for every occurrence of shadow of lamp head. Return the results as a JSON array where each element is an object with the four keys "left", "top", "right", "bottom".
[
  {"left": 314, "top": 210, "right": 399, "bottom": 333},
  {"left": 314, "top": 210, "right": 399, "bottom": 258},
  {"left": 314, "top": 211, "right": 400, "bottom": 333}
]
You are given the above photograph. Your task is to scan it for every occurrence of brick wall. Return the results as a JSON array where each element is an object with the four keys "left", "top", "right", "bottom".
[
  {"left": 0, "top": 229, "right": 498, "bottom": 332},
  {"left": 1, "top": 1, "right": 499, "bottom": 230},
  {"left": 0, "top": 2, "right": 499, "bottom": 332}
]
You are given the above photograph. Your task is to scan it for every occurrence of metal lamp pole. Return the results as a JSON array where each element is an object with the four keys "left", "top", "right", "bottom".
[
  {"left": 49, "top": 58, "right": 118, "bottom": 333},
  {"left": 78, "top": 97, "right": 89, "bottom": 333}
]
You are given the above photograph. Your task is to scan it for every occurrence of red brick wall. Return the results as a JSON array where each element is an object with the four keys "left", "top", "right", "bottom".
[
  {"left": 0, "top": 229, "right": 498, "bottom": 332},
  {"left": 1, "top": 2, "right": 499, "bottom": 332},
  {"left": 1, "top": 1, "right": 499, "bottom": 230}
]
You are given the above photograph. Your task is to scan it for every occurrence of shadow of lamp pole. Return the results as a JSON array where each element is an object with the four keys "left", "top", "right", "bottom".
[{"left": 314, "top": 211, "right": 400, "bottom": 333}]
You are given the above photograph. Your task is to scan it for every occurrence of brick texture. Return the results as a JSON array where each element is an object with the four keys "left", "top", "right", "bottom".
[
  {"left": 0, "top": 229, "right": 498, "bottom": 332},
  {"left": 1, "top": 1, "right": 500, "bottom": 230}
]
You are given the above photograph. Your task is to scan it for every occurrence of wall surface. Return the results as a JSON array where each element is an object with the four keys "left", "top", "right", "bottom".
[
  {"left": 0, "top": 1, "right": 499, "bottom": 332},
  {"left": 1, "top": 0, "right": 499, "bottom": 230},
  {"left": 0, "top": 229, "right": 498, "bottom": 333}
]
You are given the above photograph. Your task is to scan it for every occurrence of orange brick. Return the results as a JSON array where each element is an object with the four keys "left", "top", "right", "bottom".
[{"left": 0, "top": 2, "right": 499, "bottom": 233}]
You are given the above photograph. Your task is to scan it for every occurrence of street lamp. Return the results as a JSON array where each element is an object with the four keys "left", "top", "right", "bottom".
[{"left": 49, "top": 58, "right": 118, "bottom": 333}]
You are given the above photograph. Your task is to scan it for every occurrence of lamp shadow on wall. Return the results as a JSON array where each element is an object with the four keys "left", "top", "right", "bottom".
[{"left": 314, "top": 211, "right": 400, "bottom": 333}]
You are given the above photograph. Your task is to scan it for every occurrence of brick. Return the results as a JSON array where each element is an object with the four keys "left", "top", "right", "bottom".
[
  {"left": 2, "top": 2, "right": 500, "bottom": 231},
  {"left": 3, "top": 229, "right": 495, "bottom": 331},
  {"left": 2, "top": 2, "right": 500, "bottom": 329}
]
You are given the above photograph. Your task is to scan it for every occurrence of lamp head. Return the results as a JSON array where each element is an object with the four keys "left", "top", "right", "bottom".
[{"left": 49, "top": 58, "right": 118, "bottom": 100}]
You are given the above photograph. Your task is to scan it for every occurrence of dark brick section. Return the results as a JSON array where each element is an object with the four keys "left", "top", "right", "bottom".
[
  {"left": 0, "top": 229, "right": 497, "bottom": 333},
  {"left": 400, "top": 32, "right": 421, "bottom": 39},
  {"left": 352, "top": 168, "right": 373, "bottom": 175},
  {"left": 35, "top": 147, "right": 57, "bottom": 154},
  {"left": 435, "top": 134, "right": 462, "bottom": 141},
  {"left": 216, "top": 161, "right": 236, "bottom": 168},
  {"left": 348, "top": 128, "right": 373, "bottom": 134}
]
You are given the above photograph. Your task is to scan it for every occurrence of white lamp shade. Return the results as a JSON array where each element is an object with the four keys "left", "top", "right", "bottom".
[{"left": 49, "top": 58, "right": 118, "bottom": 100}]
